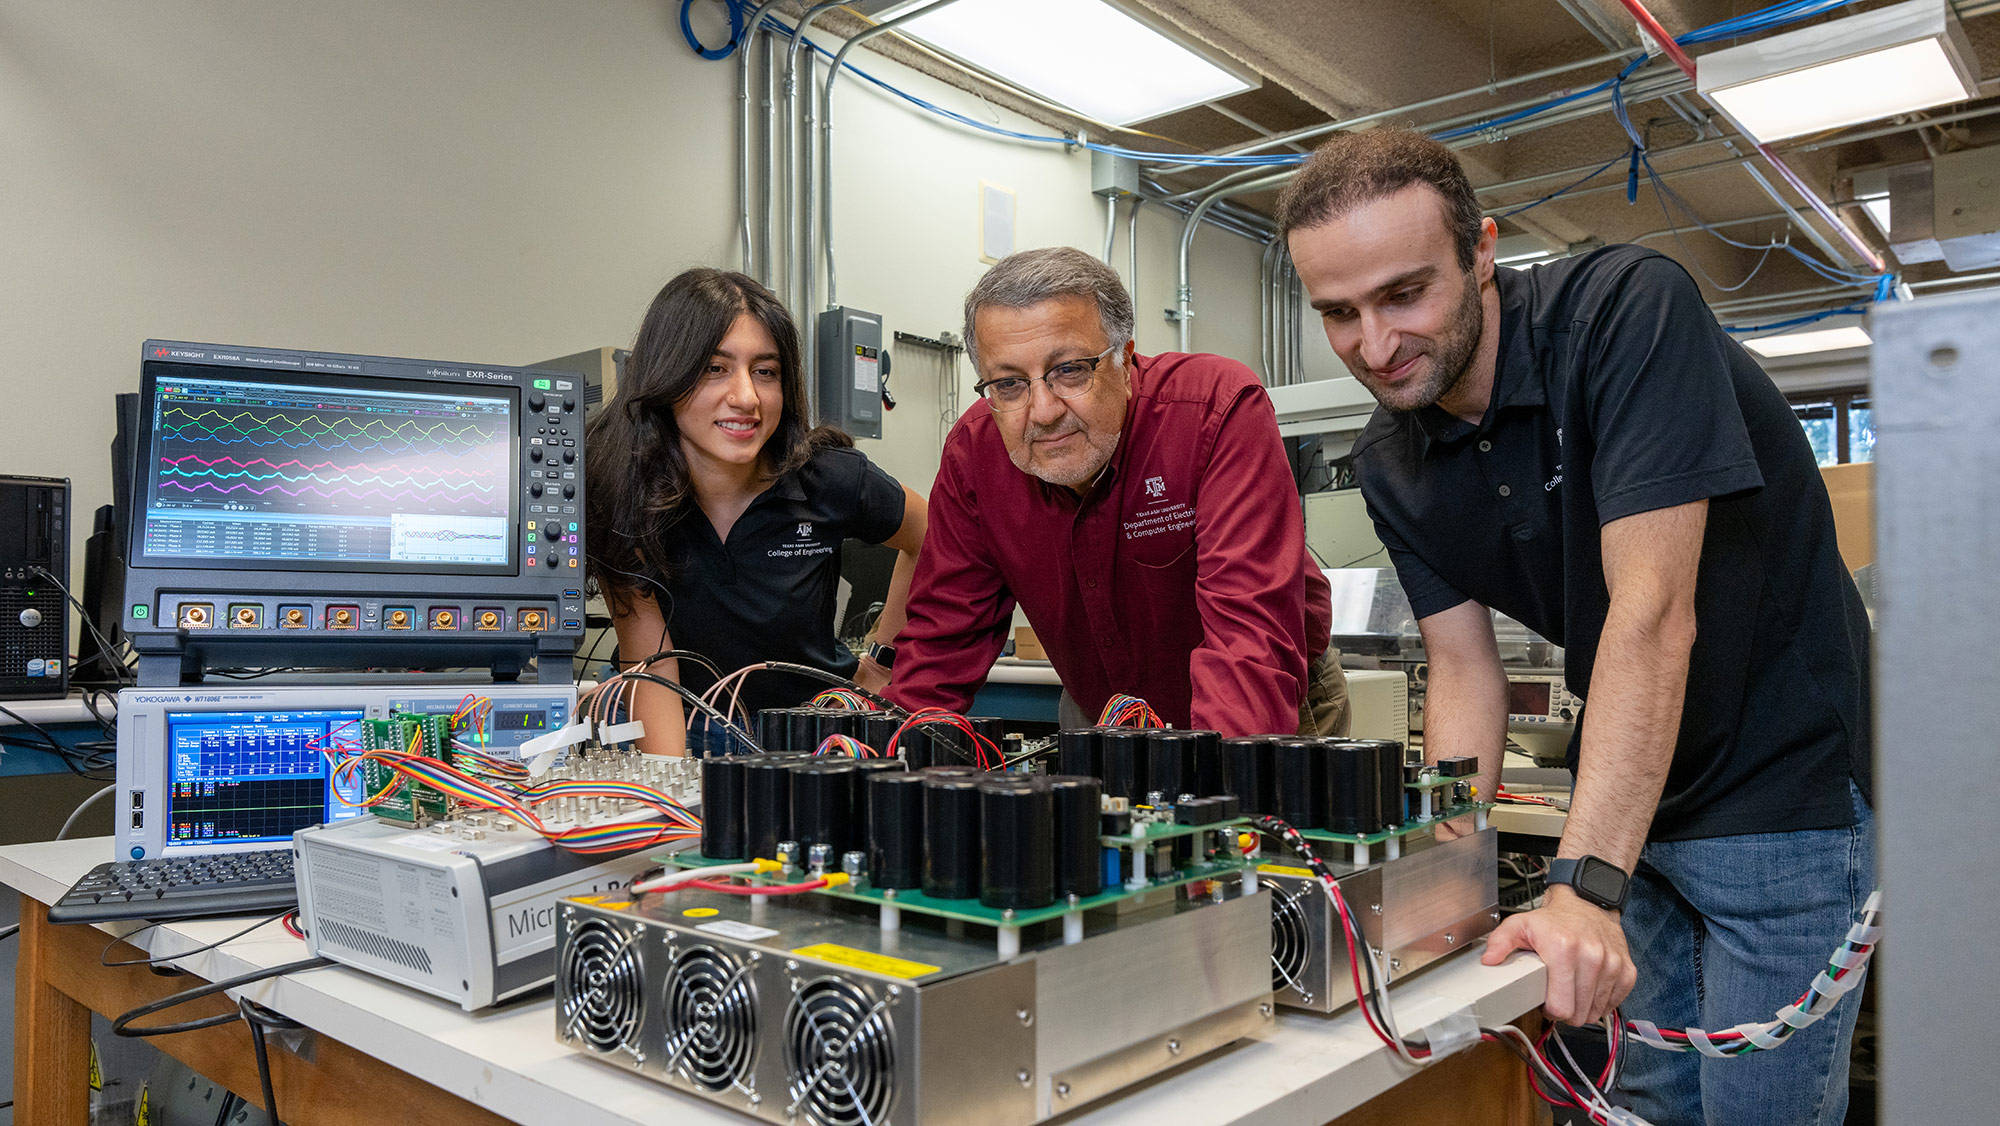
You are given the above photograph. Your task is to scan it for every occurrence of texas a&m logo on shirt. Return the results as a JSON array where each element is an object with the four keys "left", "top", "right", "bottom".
[
  {"left": 1144, "top": 475, "right": 1166, "bottom": 498},
  {"left": 770, "top": 520, "right": 833, "bottom": 560}
]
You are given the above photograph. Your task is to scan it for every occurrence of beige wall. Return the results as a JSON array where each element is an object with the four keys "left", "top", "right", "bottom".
[{"left": 2, "top": 0, "right": 1278, "bottom": 581}]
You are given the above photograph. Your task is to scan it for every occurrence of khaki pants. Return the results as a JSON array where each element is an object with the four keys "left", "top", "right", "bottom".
[{"left": 1055, "top": 648, "right": 1349, "bottom": 736}]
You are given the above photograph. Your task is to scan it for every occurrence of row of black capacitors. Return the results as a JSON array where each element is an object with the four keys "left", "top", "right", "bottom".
[
  {"left": 752, "top": 708, "right": 1023, "bottom": 766},
  {"left": 1055, "top": 727, "right": 1418, "bottom": 836},
  {"left": 699, "top": 755, "right": 1106, "bottom": 911}
]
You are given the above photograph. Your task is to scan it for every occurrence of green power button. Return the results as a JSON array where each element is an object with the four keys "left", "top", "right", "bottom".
[
  {"left": 131, "top": 604, "right": 150, "bottom": 620},
  {"left": 533, "top": 378, "right": 552, "bottom": 389}
]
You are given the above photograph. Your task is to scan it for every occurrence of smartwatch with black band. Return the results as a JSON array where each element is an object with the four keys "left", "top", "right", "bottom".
[
  {"left": 865, "top": 641, "right": 896, "bottom": 671},
  {"left": 1546, "top": 856, "right": 1630, "bottom": 911}
]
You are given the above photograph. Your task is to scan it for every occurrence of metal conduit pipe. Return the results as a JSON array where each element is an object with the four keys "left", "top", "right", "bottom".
[
  {"left": 1259, "top": 237, "right": 1280, "bottom": 382},
  {"left": 1177, "top": 170, "right": 1295, "bottom": 351},
  {"left": 1145, "top": 46, "right": 1641, "bottom": 173},
  {"left": 738, "top": 0, "right": 790, "bottom": 275},
  {"left": 783, "top": 1, "right": 845, "bottom": 321},
  {"left": 1792, "top": 102, "right": 2000, "bottom": 152},
  {"left": 820, "top": 0, "right": 967, "bottom": 309},
  {"left": 1476, "top": 137, "right": 1727, "bottom": 204},
  {"left": 1126, "top": 197, "right": 1141, "bottom": 293},
  {"left": 764, "top": 32, "right": 782, "bottom": 289},
  {"left": 1632, "top": 210, "right": 1790, "bottom": 243},
  {"left": 1103, "top": 196, "right": 1118, "bottom": 263},
  {"left": 1708, "top": 281, "right": 1874, "bottom": 313}
]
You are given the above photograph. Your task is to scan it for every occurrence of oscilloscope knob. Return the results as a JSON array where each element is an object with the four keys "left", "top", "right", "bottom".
[
  {"left": 529, "top": 447, "right": 543, "bottom": 463},
  {"left": 544, "top": 525, "right": 561, "bottom": 542},
  {"left": 529, "top": 392, "right": 547, "bottom": 412},
  {"left": 561, "top": 484, "right": 577, "bottom": 500},
  {"left": 562, "top": 395, "right": 576, "bottom": 413},
  {"left": 561, "top": 449, "right": 575, "bottom": 465},
  {"left": 529, "top": 482, "right": 544, "bottom": 498}
]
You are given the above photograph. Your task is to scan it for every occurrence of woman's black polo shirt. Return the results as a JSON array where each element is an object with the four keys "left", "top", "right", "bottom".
[
  {"left": 642, "top": 446, "right": 905, "bottom": 719},
  {"left": 1351, "top": 245, "right": 1872, "bottom": 841}
]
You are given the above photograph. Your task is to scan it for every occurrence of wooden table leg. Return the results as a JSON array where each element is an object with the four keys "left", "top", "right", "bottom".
[{"left": 15, "top": 896, "right": 92, "bottom": 1126}]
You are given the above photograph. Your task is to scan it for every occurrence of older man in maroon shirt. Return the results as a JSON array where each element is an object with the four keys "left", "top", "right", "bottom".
[{"left": 885, "top": 246, "right": 1343, "bottom": 738}]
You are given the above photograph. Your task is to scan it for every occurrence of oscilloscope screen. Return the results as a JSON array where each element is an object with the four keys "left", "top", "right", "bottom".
[{"left": 133, "top": 365, "right": 519, "bottom": 574}]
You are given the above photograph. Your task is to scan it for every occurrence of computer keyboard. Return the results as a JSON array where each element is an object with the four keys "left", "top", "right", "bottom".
[{"left": 48, "top": 850, "right": 296, "bottom": 924}]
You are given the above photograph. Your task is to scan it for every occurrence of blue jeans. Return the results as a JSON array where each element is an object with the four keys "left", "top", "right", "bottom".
[{"left": 1616, "top": 782, "right": 1874, "bottom": 1126}]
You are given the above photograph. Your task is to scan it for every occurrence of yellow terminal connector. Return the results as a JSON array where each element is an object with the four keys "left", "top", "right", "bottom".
[{"left": 821, "top": 873, "right": 850, "bottom": 888}]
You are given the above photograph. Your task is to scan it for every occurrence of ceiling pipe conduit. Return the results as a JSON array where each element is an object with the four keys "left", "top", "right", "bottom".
[
  {"left": 1177, "top": 170, "right": 1294, "bottom": 351},
  {"left": 738, "top": 0, "right": 791, "bottom": 280}
]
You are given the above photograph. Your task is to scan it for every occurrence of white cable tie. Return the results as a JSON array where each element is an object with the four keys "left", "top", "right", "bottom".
[
  {"left": 523, "top": 721, "right": 592, "bottom": 757},
  {"left": 1419, "top": 1006, "right": 1480, "bottom": 1060},
  {"left": 1742, "top": 1022, "right": 1789, "bottom": 1051},
  {"left": 1846, "top": 921, "right": 1883, "bottom": 945},
  {"left": 1607, "top": 1108, "right": 1657, "bottom": 1126},
  {"left": 600, "top": 720, "right": 645, "bottom": 745},
  {"left": 1776, "top": 1003, "right": 1816, "bottom": 1031},
  {"left": 1829, "top": 947, "right": 1869, "bottom": 970},
  {"left": 1627, "top": 1019, "right": 1671, "bottom": 1050},
  {"left": 1686, "top": 1028, "right": 1729, "bottom": 1058}
]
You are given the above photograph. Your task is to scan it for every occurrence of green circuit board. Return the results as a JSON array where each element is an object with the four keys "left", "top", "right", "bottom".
[{"left": 361, "top": 712, "right": 454, "bottom": 824}]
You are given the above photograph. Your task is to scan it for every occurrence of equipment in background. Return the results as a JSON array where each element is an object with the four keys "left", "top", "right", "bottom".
[
  {"left": 816, "top": 306, "right": 886, "bottom": 439},
  {"left": 123, "top": 341, "right": 588, "bottom": 686},
  {"left": 0, "top": 475, "right": 70, "bottom": 698},
  {"left": 49, "top": 848, "right": 297, "bottom": 925},
  {"left": 530, "top": 346, "right": 628, "bottom": 425},
  {"left": 114, "top": 683, "right": 575, "bottom": 862},
  {"left": 1504, "top": 671, "right": 1581, "bottom": 766},
  {"left": 1344, "top": 668, "right": 1409, "bottom": 744},
  {"left": 295, "top": 812, "right": 668, "bottom": 1011}
]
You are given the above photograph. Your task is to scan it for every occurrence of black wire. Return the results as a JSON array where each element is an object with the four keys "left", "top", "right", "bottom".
[
  {"left": 239, "top": 997, "right": 302, "bottom": 1124},
  {"left": 31, "top": 564, "right": 133, "bottom": 684},
  {"left": 0, "top": 923, "right": 19, "bottom": 942},
  {"left": 100, "top": 908, "right": 294, "bottom": 968},
  {"left": 111, "top": 956, "right": 332, "bottom": 1038},
  {"left": 615, "top": 671, "right": 762, "bottom": 750},
  {"left": 743, "top": 660, "right": 903, "bottom": 713}
]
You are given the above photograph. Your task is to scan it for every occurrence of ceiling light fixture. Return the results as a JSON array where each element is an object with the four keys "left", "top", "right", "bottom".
[
  {"left": 1696, "top": 0, "right": 1978, "bottom": 143},
  {"left": 875, "top": 0, "right": 1258, "bottom": 126},
  {"left": 1742, "top": 325, "right": 1873, "bottom": 357}
]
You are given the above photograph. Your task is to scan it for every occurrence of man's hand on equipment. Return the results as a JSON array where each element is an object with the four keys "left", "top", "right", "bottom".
[
  {"left": 1480, "top": 884, "right": 1637, "bottom": 1026},
  {"left": 854, "top": 655, "right": 891, "bottom": 694}
]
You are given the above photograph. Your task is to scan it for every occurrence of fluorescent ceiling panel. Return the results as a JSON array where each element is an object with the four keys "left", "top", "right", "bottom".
[
  {"left": 1860, "top": 194, "right": 1891, "bottom": 236},
  {"left": 888, "top": 0, "right": 1256, "bottom": 126},
  {"left": 1697, "top": 0, "right": 1978, "bottom": 143},
  {"left": 1742, "top": 325, "right": 1873, "bottom": 357}
]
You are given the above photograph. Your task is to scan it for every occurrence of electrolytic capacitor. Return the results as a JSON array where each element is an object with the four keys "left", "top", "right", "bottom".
[
  {"left": 699, "top": 754, "right": 749, "bottom": 859},
  {"left": 1327, "top": 741, "right": 1384, "bottom": 835},
  {"left": 978, "top": 777, "right": 1055, "bottom": 910},
  {"left": 860, "top": 713, "right": 902, "bottom": 757},
  {"left": 1347, "top": 739, "right": 1405, "bottom": 827},
  {"left": 1098, "top": 727, "right": 1150, "bottom": 799},
  {"left": 742, "top": 755, "right": 796, "bottom": 860},
  {"left": 1044, "top": 774, "right": 1103, "bottom": 899},
  {"left": 922, "top": 775, "right": 982, "bottom": 899},
  {"left": 1186, "top": 730, "right": 1224, "bottom": 797},
  {"left": 969, "top": 716, "right": 1007, "bottom": 751},
  {"left": 1271, "top": 737, "right": 1327, "bottom": 829},
  {"left": 867, "top": 771, "right": 925, "bottom": 889},
  {"left": 818, "top": 709, "right": 861, "bottom": 745},
  {"left": 1054, "top": 728, "right": 1103, "bottom": 779},
  {"left": 756, "top": 708, "right": 794, "bottom": 755},
  {"left": 789, "top": 759, "right": 859, "bottom": 859},
  {"left": 1220, "top": 736, "right": 1277, "bottom": 815},
  {"left": 1145, "top": 730, "right": 1199, "bottom": 802},
  {"left": 850, "top": 758, "right": 907, "bottom": 858}
]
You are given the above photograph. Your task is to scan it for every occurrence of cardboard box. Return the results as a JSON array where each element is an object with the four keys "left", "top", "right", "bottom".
[
  {"left": 1822, "top": 462, "right": 1874, "bottom": 572},
  {"left": 1014, "top": 626, "right": 1047, "bottom": 661}
]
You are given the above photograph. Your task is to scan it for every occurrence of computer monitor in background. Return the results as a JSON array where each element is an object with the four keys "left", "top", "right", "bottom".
[
  {"left": 837, "top": 538, "right": 898, "bottom": 645},
  {"left": 122, "top": 341, "right": 588, "bottom": 686}
]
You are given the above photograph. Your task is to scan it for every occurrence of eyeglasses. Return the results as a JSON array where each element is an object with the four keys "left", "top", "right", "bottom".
[{"left": 971, "top": 345, "right": 1117, "bottom": 412}]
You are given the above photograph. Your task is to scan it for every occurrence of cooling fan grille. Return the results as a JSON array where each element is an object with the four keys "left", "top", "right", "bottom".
[
  {"left": 559, "top": 918, "right": 645, "bottom": 1057},
  {"left": 664, "top": 943, "right": 758, "bottom": 1092},
  {"left": 1271, "top": 880, "right": 1314, "bottom": 1002},
  {"left": 784, "top": 975, "right": 897, "bottom": 1126}
]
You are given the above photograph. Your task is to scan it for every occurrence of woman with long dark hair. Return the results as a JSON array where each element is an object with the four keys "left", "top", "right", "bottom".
[{"left": 585, "top": 268, "right": 926, "bottom": 755}]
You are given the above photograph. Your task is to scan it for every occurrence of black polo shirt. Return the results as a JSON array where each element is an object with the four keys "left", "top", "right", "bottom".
[
  {"left": 1353, "top": 245, "right": 1872, "bottom": 841},
  {"left": 646, "top": 446, "right": 905, "bottom": 718}
]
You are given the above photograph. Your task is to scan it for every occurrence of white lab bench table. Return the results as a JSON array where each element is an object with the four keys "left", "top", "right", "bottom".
[{"left": 4, "top": 837, "right": 1547, "bottom": 1126}]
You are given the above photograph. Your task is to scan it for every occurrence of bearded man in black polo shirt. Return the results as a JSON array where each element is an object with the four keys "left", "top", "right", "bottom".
[{"left": 1279, "top": 129, "right": 1874, "bottom": 1126}]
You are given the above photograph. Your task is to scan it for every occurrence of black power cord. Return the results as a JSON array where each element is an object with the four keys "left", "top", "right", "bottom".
[
  {"left": 111, "top": 956, "right": 332, "bottom": 1039},
  {"left": 239, "top": 997, "right": 303, "bottom": 1124}
]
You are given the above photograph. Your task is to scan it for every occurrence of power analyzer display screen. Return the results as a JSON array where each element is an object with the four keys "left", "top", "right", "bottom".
[
  {"left": 134, "top": 366, "right": 518, "bottom": 574},
  {"left": 162, "top": 709, "right": 369, "bottom": 847}
]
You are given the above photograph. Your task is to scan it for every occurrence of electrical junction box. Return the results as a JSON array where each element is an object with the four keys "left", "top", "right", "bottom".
[{"left": 817, "top": 306, "right": 885, "bottom": 439}]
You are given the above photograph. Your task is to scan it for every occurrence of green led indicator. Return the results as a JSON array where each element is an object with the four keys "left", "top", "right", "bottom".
[
  {"left": 533, "top": 379, "right": 552, "bottom": 389},
  {"left": 131, "top": 604, "right": 150, "bottom": 620}
]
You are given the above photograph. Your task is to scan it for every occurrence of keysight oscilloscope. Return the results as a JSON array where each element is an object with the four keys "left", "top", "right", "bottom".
[{"left": 123, "top": 341, "right": 587, "bottom": 685}]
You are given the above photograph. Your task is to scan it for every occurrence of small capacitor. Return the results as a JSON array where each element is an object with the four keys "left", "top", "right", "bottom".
[
  {"left": 1044, "top": 774, "right": 1103, "bottom": 898},
  {"left": 742, "top": 755, "right": 796, "bottom": 860},
  {"left": 1145, "top": 730, "right": 1200, "bottom": 801},
  {"left": 1098, "top": 727, "right": 1150, "bottom": 799},
  {"left": 922, "top": 775, "right": 982, "bottom": 899},
  {"left": 1221, "top": 736, "right": 1277, "bottom": 815},
  {"left": 699, "top": 753, "right": 749, "bottom": 859},
  {"left": 977, "top": 777, "right": 1055, "bottom": 910},
  {"left": 789, "top": 759, "right": 859, "bottom": 859},
  {"left": 1054, "top": 728, "right": 1103, "bottom": 778},
  {"left": 1271, "top": 737, "right": 1327, "bottom": 829},
  {"left": 867, "top": 771, "right": 925, "bottom": 889}
]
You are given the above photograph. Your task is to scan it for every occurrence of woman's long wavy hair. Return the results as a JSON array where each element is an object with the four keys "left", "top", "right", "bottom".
[{"left": 585, "top": 268, "right": 850, "bottom": 614}]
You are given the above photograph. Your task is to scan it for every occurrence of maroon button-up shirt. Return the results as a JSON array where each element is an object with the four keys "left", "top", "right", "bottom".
[{"left": 887, "top": 351, "right": 1332, "bottom": 736}]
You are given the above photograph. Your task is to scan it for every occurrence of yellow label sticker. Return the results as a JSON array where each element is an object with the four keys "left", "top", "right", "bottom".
[
  {"left": 1257, "top": 863, "right": 1315, "bottom": 879},
  {"left": 89, "top": 1040, "right": 102, "bottom": 1090},
  {"left": 791, "top": 943, "right": 941, "bottom": 980},
  {"left": 136, "top": 1084, "right": 151, "bottom": 1126},
  {"left": 571, "top": 894, "right": 605, "bottom": 905},
  {"left": 682, "top": 907, "right": 720, "bottom": 918}
]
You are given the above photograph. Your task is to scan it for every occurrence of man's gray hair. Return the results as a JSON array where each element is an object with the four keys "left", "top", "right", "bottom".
[{"left": 962, "top": 246, "right": 1135, "bottom": 372}]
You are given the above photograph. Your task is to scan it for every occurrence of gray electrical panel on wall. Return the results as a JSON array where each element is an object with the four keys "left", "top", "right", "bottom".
[{"left": 817, "top": 306, "right": 885, "bottom": 439}]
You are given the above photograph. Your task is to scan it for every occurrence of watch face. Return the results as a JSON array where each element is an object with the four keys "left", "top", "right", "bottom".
[{"left": 1577, "top": 860, "right": 1627, "bottom": 906}]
